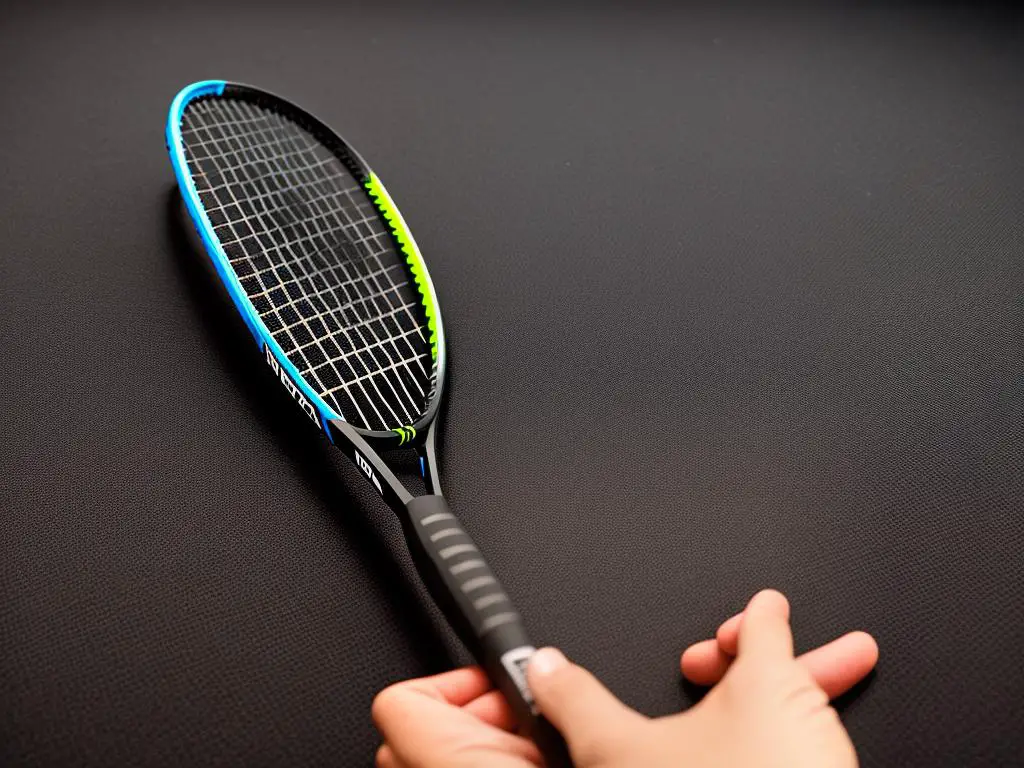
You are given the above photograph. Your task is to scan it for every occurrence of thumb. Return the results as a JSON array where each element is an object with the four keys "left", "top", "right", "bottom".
[
  {"left": 527, "top": 648, "right": 645, "bottom": 761},
  {"left": 737, "top": 589, "right": 794, "bottom": 662}
]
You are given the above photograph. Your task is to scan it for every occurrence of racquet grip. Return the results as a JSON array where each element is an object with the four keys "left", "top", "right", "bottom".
[{"left": 404, "top": 495, "right": 573, "bottom": 767}]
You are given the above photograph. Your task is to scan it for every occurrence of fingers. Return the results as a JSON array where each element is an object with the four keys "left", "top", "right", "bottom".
[
  {"left": 371, "top": 679, "right": 446, "bottom": 745},
  {"left": 679, "top": 638, "right": 733, "bottom": 686},
  {"left": 374, "top": 667, "right": 519, "bottom": 731},
  {"left": 682, "top": 630, "right": 879, "bottom": 697},
  {"left": 373, "top": 678, "right": 542, "bottom": 768},
  {"left": 794, "top": 631, "right": 879, "bottom": 698},
  {"left": 394, "top": 666, "right": 493, "bottom": 706},
  {"left": 463, "top": 689, "right": 518, "bottom": 731},
  {"left": 677, "top": 608, "right": 744, "bottom": 683},
  {"left": 377, "top": 731, "right": 541, "bottom": 768},
  {"left": 681, "top": 594, "right": 880, "bottom": 699},
  {"left": 715, "top": 611, "right": 744, "bottom": 655},
  {"left": 528, "top": 647, "right": 646, "bottom": 760},
  {"left": 738, "top": 589, "right": 794, "bottom": 661},
  {"left": 375, "top": 744, "right": 399, "bottom": 768}
]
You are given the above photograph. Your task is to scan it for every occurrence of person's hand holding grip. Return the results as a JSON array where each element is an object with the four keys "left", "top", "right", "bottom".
[{"left": 372, "top": 590, "right": 878, "bottom": 767}]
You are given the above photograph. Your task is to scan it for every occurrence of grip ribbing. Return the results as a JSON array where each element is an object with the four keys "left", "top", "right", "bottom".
[{"left": 403, "top": 495, "right": 572, "bottom": 767}]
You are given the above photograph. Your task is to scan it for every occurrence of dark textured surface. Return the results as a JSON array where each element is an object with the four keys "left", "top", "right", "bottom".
[{"left": 1, "top": 3, "right": 1022, "bottom": 766}]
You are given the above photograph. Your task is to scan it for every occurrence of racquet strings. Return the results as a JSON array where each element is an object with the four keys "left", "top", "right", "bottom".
[{"left": 179, "top": 95, "right": 433, "bottom": 432}]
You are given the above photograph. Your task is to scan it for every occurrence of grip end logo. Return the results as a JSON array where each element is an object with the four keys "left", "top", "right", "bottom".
[
  {"left": 500, "top": 646, "right": 538, "bottom": 714},
  {"left": 264, "top": 345, "right": 321, "bottom": 429}
]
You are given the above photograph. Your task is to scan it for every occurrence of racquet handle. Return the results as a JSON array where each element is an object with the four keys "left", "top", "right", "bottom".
[{"left": 404, "top": 495, "right": 573, "bottom": 768}]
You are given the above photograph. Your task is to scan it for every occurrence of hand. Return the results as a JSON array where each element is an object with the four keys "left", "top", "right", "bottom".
[
  {"left": 372, "top": 665, "right": 542, "bottom": 768},
  {"left": 372, "top": 590, "right": 879, "bottom": 767},
  {"left": 535, "top": 589, "right": 879, "bottom": 767}
]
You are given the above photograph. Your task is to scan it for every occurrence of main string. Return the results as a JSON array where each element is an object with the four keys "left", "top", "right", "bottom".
[{"left": 181, "top": 97, "right": 432, "bottom": 431}]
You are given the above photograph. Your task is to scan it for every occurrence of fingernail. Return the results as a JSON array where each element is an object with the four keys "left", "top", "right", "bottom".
[
  {"left": 529, "top": 647, "right": 567, "bottom": 678},
  {"left": 749, "top": 589, "right": 788, "bottom": 612}
]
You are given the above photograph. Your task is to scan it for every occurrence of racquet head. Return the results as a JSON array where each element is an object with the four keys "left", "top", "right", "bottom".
[{"left": 167, "top": 81, "right": 445, "bottom": 448}]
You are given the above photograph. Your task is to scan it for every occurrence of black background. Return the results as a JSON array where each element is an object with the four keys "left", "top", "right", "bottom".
[{"left": 1, "top": 2, "right": 1022, "bottom": 766}]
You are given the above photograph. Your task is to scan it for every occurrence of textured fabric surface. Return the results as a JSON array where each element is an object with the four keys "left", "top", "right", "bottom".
[{"left": 1, "top": 3, "right": 1021, "bottom": 766}]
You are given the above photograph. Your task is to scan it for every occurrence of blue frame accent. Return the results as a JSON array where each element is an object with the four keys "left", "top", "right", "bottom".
[{"left": 166, "top": 80, "right": 340, "bottom": 438}]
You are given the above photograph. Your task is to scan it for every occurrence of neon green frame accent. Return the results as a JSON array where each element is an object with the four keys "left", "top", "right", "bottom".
[
  {"left": 393, "top": 425, "right": 417, "bottom": 445},
  {"left": 365, "top": 173, "right": 439, "bottom": 363}
]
